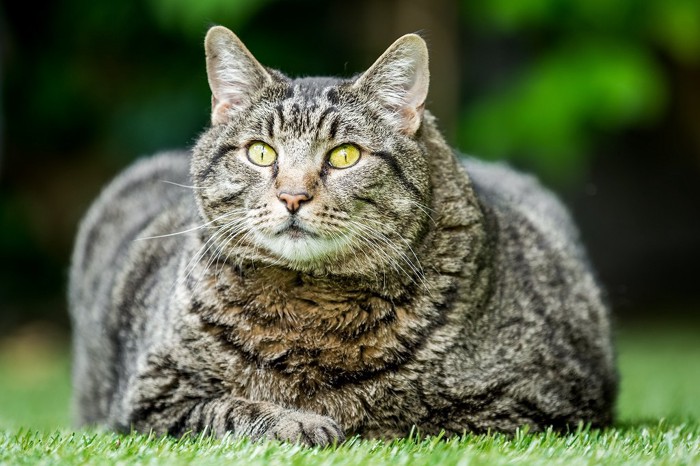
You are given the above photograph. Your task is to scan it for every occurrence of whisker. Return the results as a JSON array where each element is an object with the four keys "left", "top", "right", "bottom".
[
  {"left": 348, "top": 219, "right": 432, "bottom": 296},
  {"left": 393, "top": 198, "right": 438, "bottom": 226},
  {"left": 176, "top": 216, "right": 246, "bottom": 290},
  {"left": 366, "top": 219, "right": 426, "bottom": 277},
  {"left": 215, "top": 222, "right": 252, "bottom": 276},
  {"left": 159, "top": 180, "right": 206, "bottom": 189},
  {"left": 135, "top": 210, "right": 242, "bottom": 241},
  {"left": 348, "top": 222, "right": 407, "bottom": 280}
]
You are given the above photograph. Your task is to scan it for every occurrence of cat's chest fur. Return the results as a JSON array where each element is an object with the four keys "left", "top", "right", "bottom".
[
  {"left": 183, "top": 259, "right": 461, "bottom": 430},
  {"left": 193, "top": 265, "right": 438, "bottom": 375}
]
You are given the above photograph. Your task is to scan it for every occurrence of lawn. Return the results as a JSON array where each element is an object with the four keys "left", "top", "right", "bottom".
[{"left": 0, "top": 323, "right": 698, "bottom": 465}]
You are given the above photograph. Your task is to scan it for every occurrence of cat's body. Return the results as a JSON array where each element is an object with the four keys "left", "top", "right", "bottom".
[{"left": 69, "top": 27, "right": 616, "bottom": 444}]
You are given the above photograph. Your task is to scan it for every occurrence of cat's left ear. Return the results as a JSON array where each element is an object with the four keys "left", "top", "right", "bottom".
[
  {"left": 353, "top": 34, "right": 429, "bottom": 136},
  {"left": 205, "top": 26, "right": 273, "bottom": 125}
]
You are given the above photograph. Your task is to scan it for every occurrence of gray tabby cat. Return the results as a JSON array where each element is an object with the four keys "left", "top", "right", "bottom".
[{"left": 69, "top": 26, "right": 617, "bottom": 446}]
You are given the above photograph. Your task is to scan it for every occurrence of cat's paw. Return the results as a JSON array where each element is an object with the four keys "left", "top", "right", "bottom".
[{"left": 267, "top": 410, "right": 345, "bottom": 447}]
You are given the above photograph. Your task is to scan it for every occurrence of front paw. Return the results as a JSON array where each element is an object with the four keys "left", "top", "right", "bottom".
[{"left": 267, "top": 410, "right": 345, "bottom": 447}]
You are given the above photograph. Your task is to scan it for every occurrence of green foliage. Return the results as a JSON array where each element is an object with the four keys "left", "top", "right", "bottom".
[
  {"left": 460, "top": 40, "right": 664, "bottom": 179},
  {"left": 147, "top": 0, "right": 274, "bottom": 37},
  {"left": 460, "top": 0, "right": 700, "bottom": 183}
]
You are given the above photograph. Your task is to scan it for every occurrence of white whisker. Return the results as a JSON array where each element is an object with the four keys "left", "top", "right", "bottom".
[
  {"left": 159, "top": 180, "right": 206, "bottom": 189},
  {"left": 176, "top": 216, "right": 247, "bottom": 290},
  {"left": 135, "top": 210, "right": 241, "bottom": 241},
  {"left": 348, "top": 218, "right": 432, "bottom": 296}
]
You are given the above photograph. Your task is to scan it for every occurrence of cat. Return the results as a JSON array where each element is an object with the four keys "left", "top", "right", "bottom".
[{"left": 69, "top": 25, "right": 617, "bottom": 446}]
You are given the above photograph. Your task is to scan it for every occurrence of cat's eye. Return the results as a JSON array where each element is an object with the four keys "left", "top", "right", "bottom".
[
  {"left": 247, "top": 141, "right": 277, "bottom": 167},
  {"left": 327, "top": 144, "right": 361, "bottom": 169}
]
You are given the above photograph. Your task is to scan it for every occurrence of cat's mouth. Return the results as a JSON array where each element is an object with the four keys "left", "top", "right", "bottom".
[
  {"left": 274, "top": 218, "right": 319, "bottom": 240},
  {"left": 256, "top": 217, "right": 354, "bottom": 264}
]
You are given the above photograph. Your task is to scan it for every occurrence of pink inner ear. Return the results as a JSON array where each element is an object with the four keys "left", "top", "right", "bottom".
[
  {"left": 211, "top": 101, "right": 233, "bottom": 125},
  {"left": 400, "top": 105, "right": 424, "bottom": 135},
  {"left": 211, "top": 88, "right": 249, "bottom": 124}
]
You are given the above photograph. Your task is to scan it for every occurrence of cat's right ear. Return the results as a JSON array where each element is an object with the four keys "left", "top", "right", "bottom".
[
  {"left": 353, "top": 34, "right": 429, "bottom": 136},
  {"left": 205, "top": 26, "right": 272, "bottom": 125}
]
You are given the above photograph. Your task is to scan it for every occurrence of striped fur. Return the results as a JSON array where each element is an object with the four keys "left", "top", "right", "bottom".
[{"left": 69, "top": 27, "right": 617, "bottom": 446}]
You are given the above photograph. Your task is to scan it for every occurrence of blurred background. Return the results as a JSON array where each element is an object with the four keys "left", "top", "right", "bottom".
[{"left": 1, "top": 0, "right": 699, "bottom": 343}]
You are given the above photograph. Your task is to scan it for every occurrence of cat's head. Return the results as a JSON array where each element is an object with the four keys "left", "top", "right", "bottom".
[{"left": 192, "top": 26, "right": 433, "bottom": 277}]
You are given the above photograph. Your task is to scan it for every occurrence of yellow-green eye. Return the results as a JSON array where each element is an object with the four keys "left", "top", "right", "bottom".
[
  {"left": 247, "top": 141, "right": 277, "bottom": 166},
  {"left": 328, "top": 144, "right": 361, "bottom": 169}
]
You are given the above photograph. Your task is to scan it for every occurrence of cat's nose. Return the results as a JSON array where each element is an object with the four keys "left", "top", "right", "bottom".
[{"left": 277, "top": 191, "right": 312, "bottom": 213}]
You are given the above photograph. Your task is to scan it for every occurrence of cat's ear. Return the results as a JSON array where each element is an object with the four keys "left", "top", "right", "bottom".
[
  {"left": 205, "top": 26, "right": 272, "bottom": 125},
  {"left": 353, "top": 34, "right": 429, "bottom": 136}
]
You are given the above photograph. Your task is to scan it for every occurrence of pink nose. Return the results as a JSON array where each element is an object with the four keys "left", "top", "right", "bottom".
[{"left": 277, "top": 191, "right": 311, "bottom": 213}]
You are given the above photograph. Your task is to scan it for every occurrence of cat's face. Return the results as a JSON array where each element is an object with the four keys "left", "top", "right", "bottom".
[{"left": 192, "top": 27, "right": 432, "bottom": 276}]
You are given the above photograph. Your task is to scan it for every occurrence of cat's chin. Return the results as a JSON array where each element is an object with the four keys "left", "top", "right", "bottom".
[{"left": 255, "top": 230, "right": 353, "bottom": 266}]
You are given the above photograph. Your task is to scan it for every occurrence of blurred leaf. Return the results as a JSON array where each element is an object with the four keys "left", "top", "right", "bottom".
[
  {"left": 460, "top": 40, "right": 665, "bottom": 181},
  {"left": 461, "top": 0, "right": 700, "bottom": 184},
  {"left": 469, "top": 0, "right": 553, "bottom": 31},
  {"left": 470, "top": 0, "right": 640, "bottom": 32},
  {"left": 648, "top": 0, "right": 700, "bottom": 63},
  {"left": 147, "top": 0, "right": 275, "bottom": 37},
  {"left": 106, "top": 82, "right": 209, "bottom": 161}
]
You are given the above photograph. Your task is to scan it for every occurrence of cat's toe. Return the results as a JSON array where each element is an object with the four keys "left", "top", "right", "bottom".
[{"left": 268, "top": 411, "right": 345, "bottom": 447}]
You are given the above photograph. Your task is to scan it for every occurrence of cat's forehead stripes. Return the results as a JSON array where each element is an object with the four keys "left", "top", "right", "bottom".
[{"left": 266, "top": 79, "right": 345, "bottom": 138}]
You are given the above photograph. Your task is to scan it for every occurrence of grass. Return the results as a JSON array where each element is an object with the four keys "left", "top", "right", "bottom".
[{"left": 0, "top": 323, "right": 699, "bottom": 465}]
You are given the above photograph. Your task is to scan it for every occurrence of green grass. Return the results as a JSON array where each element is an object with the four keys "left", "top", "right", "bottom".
[{"left": 1, "top": 324, "right": 699, "bottom": 465}]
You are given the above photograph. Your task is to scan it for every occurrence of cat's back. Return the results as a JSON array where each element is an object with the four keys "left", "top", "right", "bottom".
[
  {"left": 70, "top": 151, "right": 192, "bottom": 303},
  {"left": 458, "top": 157, "right": 615, "bottom": 429},
  {"left": 69, "top": 151, "right": 193, "bottom": 423},
  {"left": 463, "top": 157, "right": 583, "bottom": 258}
]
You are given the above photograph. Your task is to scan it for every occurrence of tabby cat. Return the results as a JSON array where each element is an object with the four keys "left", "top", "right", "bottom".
[{"left": 69, "top": 26, "right": 617, "bottom": 446}]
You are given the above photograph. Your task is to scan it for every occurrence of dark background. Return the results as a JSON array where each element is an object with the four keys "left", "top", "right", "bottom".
[{"left": 1, "top": 0, "right": 699, "bottom": 337}]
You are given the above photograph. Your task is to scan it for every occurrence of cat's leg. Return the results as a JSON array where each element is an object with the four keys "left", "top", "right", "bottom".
[{"left": 113, "top": 355, "right": 345, "bottom": 446}]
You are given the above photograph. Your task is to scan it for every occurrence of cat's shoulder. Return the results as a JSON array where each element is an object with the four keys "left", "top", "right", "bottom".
[
  {"left": 461, "top": 156, "right": 580, "bottom": 248},
  {"left": 85, "top": 150, "right": 191, "bottom": 211},
  {"left": 75, "top": 150, "right": 192, "bottom": 243},
  {"left": 109, "top": 150, "right": 191, "bottom": 193}
]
